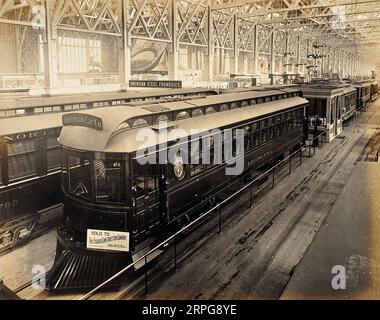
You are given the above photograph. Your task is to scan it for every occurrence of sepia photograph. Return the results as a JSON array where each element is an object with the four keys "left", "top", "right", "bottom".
[{"left": 0, "top": 0, "right": 379, "bottom": 310}]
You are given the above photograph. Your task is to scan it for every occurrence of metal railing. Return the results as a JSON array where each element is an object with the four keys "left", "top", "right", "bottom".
[{"left": 79, "top": 131, "right": 326, "bottom": 300}]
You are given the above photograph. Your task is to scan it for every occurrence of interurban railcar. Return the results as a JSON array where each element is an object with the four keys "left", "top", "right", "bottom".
[
  {"left": 300, "top": 84, "right": 346, "bottom": 142},
  {"left": 46, "top": 90, "right": 308, "bottom": 291},
  {"left": 0, "top": 88, "right": 218, "bottom": 253},
  {"left": 353, "top": 80, "right": 371, "bottom": 110},
  {"left": 0, "top": 88, "right": 218, "bottom": 119},
  {"left": 370, "top": 81, "right": 378, "bottom": 102},
  {"left": 0, "top": 114, "right": 63, "bottom": 252},
  {"left": 342, "top": 85, "right": 357, "bottom": 124}
]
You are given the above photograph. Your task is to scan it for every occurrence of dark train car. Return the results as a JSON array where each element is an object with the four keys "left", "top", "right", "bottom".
[
  {"left": 0, "top": 113, "right": 63, "bottom": 252},
  {"left": 0, "top": 88, "right": 219, "bottom": 253},
  {"left": 371, "top": 81, "right": 378, "bottom": 102},
  {"left": 342, "top": 85, "right": 357, "bottom": 124},
  {"left": 300, "top": 84, "right": 345, "bottom": 142},
  {"left": 353, "top": 80, "right": 371, "bottom": 110},
  {"left": 46, "top": 90, "right": 308, "bottom": 291}
]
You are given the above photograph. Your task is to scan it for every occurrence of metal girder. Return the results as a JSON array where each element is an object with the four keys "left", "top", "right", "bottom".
[
  {"left": 128, "top": 0, "right": 172, "bottom": 42},
  {"left": 0, "top": 0, "right": 39, "bottom": 27},
  {"left": 177, "top": 0, "right": 209, "bottom": 47},
  {"left": 53, "top": 0, "right": 121, "bottom": 36}
]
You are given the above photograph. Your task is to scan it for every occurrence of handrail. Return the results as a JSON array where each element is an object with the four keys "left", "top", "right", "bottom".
[{"left": 79, "top": 130, "right": 326, "bottom": 300}]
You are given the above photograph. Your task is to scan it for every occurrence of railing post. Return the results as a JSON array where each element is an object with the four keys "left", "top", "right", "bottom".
[
  {"left": 174, "top": 236, "right": 177, "bottom": 271},
  {"left": 320, "top": 134, "right": 323, "bottom": 148},
  {"left": 289, "top": 154, "right": 292, "bottom": 175},
  {"left": 299, "top": 149, "right": 302, "bottom": 165},
  {"left": 218, "top": 205, "right": 222, "bottom": 234},
  {"left": 272, "top": 168, "right": 275, "bottom": 189},
  {"left": 248, "top": 184, "right": 252, "bottom": 208},
  {"left": 309, "top": 143, "right": 311, "bottom": 157},
  {"left": 144, "top": 255, "right": 148, "bottom": 294}
]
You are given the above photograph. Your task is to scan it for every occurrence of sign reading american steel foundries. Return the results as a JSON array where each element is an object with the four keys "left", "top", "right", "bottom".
[
  {"left": 129, "top": 80, "right": 182, "bottom": 89},
  {"left": 62, "top": 113, "right": 103, "bottom": 130},
  {"left": 86, "top": 229, "right": 130, "bottom": 252}
]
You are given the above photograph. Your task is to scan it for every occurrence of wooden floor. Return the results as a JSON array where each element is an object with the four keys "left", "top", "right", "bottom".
[{"left": 0, "top": 230, "right": 56, "bottom": 292}]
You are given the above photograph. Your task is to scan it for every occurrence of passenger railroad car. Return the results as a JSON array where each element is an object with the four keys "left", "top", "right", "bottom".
[{"left": 46, "top": 90, "right": 308, "bottom": 291}]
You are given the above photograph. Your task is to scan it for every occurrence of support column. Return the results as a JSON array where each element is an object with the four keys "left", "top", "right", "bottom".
[
  {"left": 43, "top": 0, "right": 58, "bottom": 95},
  {"left": 120, "top": 0, "right": 131, "bottom": 90},
  {"left": 230, "top": 14, "right": 239, "bottom": 75},
  {"left": 295, "top": 34, "right": 301, "bottom": 75},
  {"left": 252, "top": 24, "right": 258, "bottom": 76},
  {"left": 284, "top": 31, "right": 290, "bottom": 83},
  {"left": 203, "top": 3, "right": 213, "bottom": 83},
  {"left": 168, "top": 0, "right": 179, "bottom": 80},
  {"left": 270, "top": 27, "right": 275, "bottom": 85}
]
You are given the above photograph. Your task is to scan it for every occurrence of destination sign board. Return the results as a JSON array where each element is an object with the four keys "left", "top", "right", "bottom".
[
  {"left": 129, "top": 80, "right": 182, "bottom": 89},
  {"left": 62, "top": 113, "right": 103, "bottom": 130},
  {"left": 86, "top": 229, "right": 130, "bottom": 252}
]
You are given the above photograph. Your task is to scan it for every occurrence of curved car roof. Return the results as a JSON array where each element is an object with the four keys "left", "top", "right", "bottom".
[{"left": 59, "top": 96, "right": 308, "bottom": 153}]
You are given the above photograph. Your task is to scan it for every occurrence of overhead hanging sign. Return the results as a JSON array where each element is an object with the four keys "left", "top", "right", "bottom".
[
  {"left": 86, "top": 229, "right": 130, "bottom": 252},
  {"left": 129, "top": 80, "right": 182, "bottom": 89}
]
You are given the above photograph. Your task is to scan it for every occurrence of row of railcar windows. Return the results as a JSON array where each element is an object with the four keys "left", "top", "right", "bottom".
[
  {"left": 0, "top": 92, "right": 214, "bottom": 118},
  {"left": 0, "top": 136, "right": 61, "bottom": 186},
  {"left": 186, "top": 108, "right": 304, "bottom": 179},
  {"left": 122, "top": 93, "right": 301, "bottom": 131},
  {"left": 130, "top": 107, "right": 304, "bottom": 198}
]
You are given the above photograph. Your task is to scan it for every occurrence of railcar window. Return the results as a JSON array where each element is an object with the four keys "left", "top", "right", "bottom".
[
  {"left": 277, "top": 95, "right": 283, "bottom": 100},
  {"left": 94, "top": 159, "right": 125, "bottom": 203},
  {"left": 132, "top": 118, "right": 149, "bottom": 128},
  {"left": 230, "top": 103, "right": 239, "bottom": 110},
  {"left": 308, "top": 98, "right": 327, "bottom": 118},
  {"left": 282, "top": 113, "right": 288, "bottom": 132},
  {"left": 68, "top": 154, "right": 92, "bottom": 200},
  {"left": 47, "top": 137, "right": 61, "bottom": 171},
  {"left": 330, "top": 98, "right": 336, "bottom": 124},
  {"left": 265, "top": 97, "right": 271, "bottom": 102},
  {"left": 192, "top": 109, "right": 204, "bottom": 116},
  {"left": 190, "top": 139, "right": 204, "bottom": 177},
  {"left": 275, "top": 115, "right": 281, "bottom": 137},
  {"left": 219, "top": 104, "right": 229, "bottom": 112},
  {"left": 156, "top": 114, "right": 169, "bottom": 123},
  {"left": 261, "top": 127, "right": 267, "bottom": 143},
  {"left": 8, "top": 140, "right": 37, "bottom": 181},
  {"left": 62, "top": 150, "right": 68, "bottom": 192},
  {"left": 268, "top": 118, "right": 274, "bottom": 139},
  {"left": 257, "top": 98, "right": 263, "bottom": 104},
  {"left": 244, "top": 125, "right": 251, "bottom": 151},
  {"left": 205, "top": 106, "right": 216, "bottom": 114},
  {"left": 241, "top": 101, "right": 249, "bottom": 107},
  {"left": 176, "top": 111, "right": 190, "bottom": 120},
  {"left": 132, "top": 162, "right": 145, "bottom": 199},
  {"left": 250, "top": 99, "right": 256, "bottom": 105}
]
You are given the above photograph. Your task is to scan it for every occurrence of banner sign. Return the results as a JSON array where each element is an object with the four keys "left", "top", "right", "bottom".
[
  {"left": 129, "top": 80, "right": 182, "bottom": 89},
  {"left": 63, "top": 113, "right": 103, "bottom": 131},
  {"left": 86, "top": 229, "right": 130, "bottom": 252}
]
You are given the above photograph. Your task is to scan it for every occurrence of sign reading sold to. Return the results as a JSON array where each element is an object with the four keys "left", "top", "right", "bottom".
[{"left": 86, "top": 229, "right": 130, "bottom": 252}]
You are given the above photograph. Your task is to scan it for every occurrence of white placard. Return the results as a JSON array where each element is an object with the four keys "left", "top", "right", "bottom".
[{"left": 86, "top": 229, "right": 130, "bottom": 252}]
